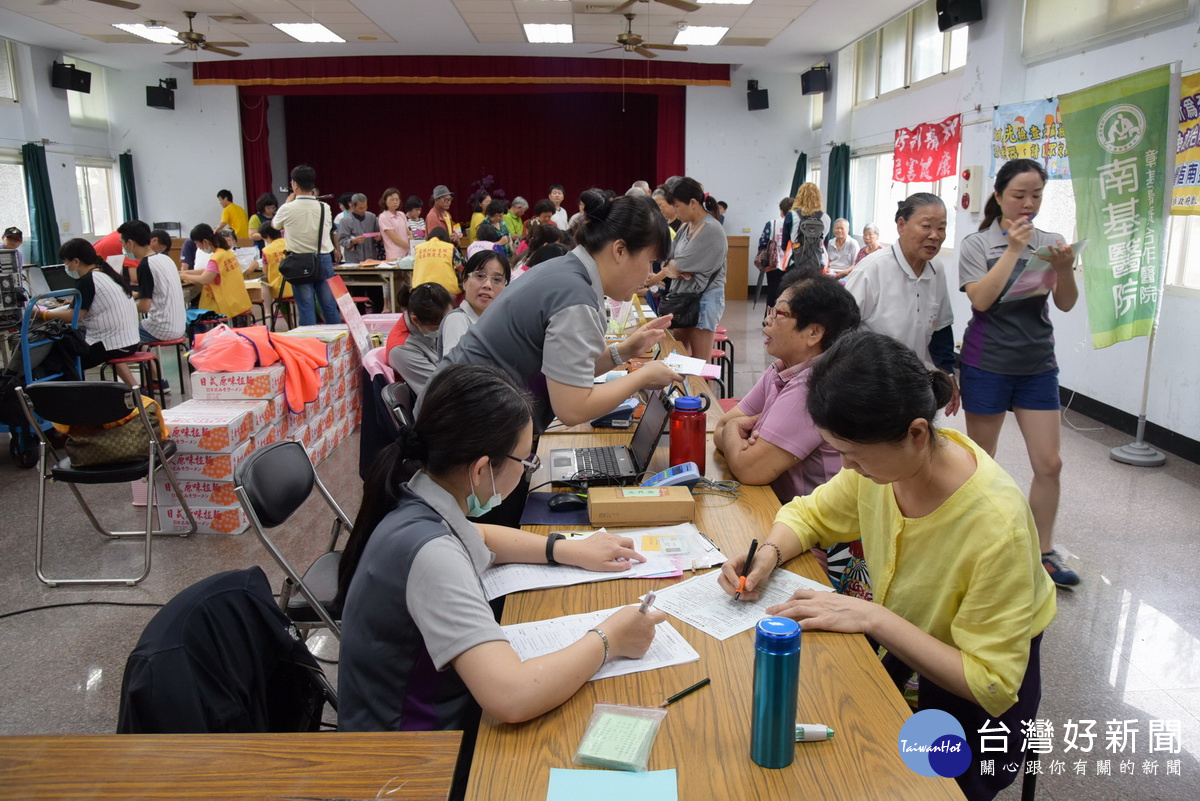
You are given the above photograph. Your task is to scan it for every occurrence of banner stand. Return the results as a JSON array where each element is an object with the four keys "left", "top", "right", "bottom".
[{"left": 1109, "top": 62, "right": 1181, "bottom": 468}]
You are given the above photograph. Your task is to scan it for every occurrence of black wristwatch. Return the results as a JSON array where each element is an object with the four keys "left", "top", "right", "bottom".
[{"left": 546, "top": 532, "right": 565, "bottom": 566}]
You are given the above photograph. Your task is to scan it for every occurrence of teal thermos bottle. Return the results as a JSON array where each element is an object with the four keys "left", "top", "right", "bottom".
[{"left": 751, "top": 616, "right": 801, "bottom": 768}]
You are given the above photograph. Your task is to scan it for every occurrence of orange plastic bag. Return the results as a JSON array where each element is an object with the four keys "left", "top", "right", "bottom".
[{"left": 189, "top": 325, "right": 257, "bottom": 372}]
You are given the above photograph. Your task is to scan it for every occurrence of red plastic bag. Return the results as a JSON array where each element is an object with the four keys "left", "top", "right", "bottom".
[{"left": 189, "top": 325, "right": 257, "bottom": 372}]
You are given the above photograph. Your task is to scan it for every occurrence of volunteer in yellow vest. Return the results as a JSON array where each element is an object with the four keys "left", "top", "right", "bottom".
[
  {"left": 412, "top": 226, "right": 460, "bottom": 296},
  {"left": 182, "top": 223, "right": 252, "bottom": 319},
  {"left": 259, "top": 223, "right": 293, "bottom": 300}
]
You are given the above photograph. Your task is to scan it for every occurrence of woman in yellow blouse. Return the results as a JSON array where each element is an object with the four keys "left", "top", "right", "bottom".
[
  {"left": 720, "top": 330, "right": 1055, "bottom": 801},
  {"left": 182, "top": 223, "right": 252, "bottom": 319}
]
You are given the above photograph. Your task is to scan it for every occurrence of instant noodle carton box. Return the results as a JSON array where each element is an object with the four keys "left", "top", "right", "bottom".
[
  {"left": 162, "top": 402, "right": 254, "bottom": 453},
  {"left": 171, "top": 438, "right": 256, "bottom": 481},
  {"left": 191, "top": 364, "right": 285, "bottom": 401}
]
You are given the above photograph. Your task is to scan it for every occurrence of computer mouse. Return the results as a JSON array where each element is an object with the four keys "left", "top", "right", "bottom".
[{"left": 548, "top": 492, "right": 588, "bottom": 512}]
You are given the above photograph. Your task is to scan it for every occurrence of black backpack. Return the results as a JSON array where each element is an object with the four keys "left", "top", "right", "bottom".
[{"left": 790, "top": 212, "right": 826, "bottom": 280}]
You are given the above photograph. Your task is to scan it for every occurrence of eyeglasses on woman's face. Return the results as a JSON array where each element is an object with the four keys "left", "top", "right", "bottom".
[
  {"left": 765, "top": 305, "right": 794, "bottom": 320},
  {"left": 504, "top": 452, "right": 541, "bottom": 476},
  {"left": 468, "top": 271, "right": 508, "bottom": 287}
]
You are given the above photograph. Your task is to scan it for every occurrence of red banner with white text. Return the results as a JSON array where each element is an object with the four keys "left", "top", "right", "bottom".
[{"left": 893, "top": 115, "right": 962, "bottom": 182}]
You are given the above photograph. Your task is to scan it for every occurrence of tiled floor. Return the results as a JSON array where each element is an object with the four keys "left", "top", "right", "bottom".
[{"left": 2, "top": 299, "right": 1198, "bottom": 800}]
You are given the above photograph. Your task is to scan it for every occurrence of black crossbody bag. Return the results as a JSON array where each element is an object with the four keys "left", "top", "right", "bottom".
[{"left": 278, "top": 198, "right": 325, "bottom": 285}]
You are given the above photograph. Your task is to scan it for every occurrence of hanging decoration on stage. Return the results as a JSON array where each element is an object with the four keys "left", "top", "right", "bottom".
[
  {"left": 892, "top": 114, "right": 961, "bottom": 183},
  {"left": 990, "top": 98, "right": 1071, "bottom": 180}
]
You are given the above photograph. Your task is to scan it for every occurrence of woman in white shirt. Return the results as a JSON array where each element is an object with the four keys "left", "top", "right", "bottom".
[{"left": 439, "top": 250, "right": 510, "bottom": 358}]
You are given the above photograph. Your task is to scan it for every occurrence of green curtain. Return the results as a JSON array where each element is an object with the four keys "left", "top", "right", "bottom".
[
  {"left": 119, "top": 153, "right": 138, "bottom": 222},
  {"left": 20, "top": 143, "right": 61, "bottom": 266},
  {"left": 826, "top": 143, "right": 852, "bottom": 237},
  {"left": 789, "top": 152, "right": 808, "bottom": 197}
]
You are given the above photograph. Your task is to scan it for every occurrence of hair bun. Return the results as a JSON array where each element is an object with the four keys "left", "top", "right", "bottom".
[
  {"left": 580, "top": 188, "right": 611, "bottom": 222},
  {"left": 929, "top": 370, "right": 955, "bottom": 410},
  {"left": 396, "top": 425, "right": 428, "bottom": 461}
]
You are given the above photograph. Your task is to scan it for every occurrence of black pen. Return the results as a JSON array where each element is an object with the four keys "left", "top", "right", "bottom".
[
  {"left": 658, "top": 677, "right": 711, "bottom": 708},
  {"left": 734, "top": 538, "right": 758, "bottom": 601}
]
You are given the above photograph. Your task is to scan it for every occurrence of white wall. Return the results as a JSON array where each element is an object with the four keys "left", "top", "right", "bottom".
[
  {"left": 0, "top": 41, "right": 242, "bottom": 243},
  {"left": 691, "top": 7, "right": 1200, "bottom": 443}
]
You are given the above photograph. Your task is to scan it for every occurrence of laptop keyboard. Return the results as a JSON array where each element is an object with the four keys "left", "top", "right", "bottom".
[{"left": 576, "top": 447, "right": 623, "bottom": 478}]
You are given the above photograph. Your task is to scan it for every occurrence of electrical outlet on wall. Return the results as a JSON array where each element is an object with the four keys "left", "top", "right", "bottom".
[
  {"left": 742, "top": 227, "right": 751, "bottom": 233},
  {"left": 61, "top": 221, "right": 69, "bottom": 232}
]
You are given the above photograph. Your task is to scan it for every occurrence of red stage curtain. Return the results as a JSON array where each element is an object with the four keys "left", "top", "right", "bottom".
[
  {"left": 239, "top": 94, "right": 272, "bottom": 211},
  {"left": 283, "top": 89, "right": 669, "bottom": 215}
]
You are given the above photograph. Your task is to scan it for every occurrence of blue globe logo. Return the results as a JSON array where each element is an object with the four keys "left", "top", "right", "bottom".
[{"left": 897, "top": 709, "right": 972, "bottom": 778}]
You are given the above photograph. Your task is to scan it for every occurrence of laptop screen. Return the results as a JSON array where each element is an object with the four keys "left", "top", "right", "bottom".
[
  {"left": 628, "top": 390, "right": 671, "bottom": 467},
  {"left": 40, "top": 265, "right": 77, "bottom": 292}
]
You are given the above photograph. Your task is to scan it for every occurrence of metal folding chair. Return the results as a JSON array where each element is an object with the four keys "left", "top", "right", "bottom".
[
  {"left": 233, "top": 440, "right": 351, "bottom": 638},
  {"left": 18, "top": 381, "right": 196, "bottom": 587}
]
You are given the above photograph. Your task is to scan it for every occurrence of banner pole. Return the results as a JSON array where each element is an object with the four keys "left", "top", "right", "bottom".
[{"left": 1109, "top": 61, "right": 1180, "bottom": 467}]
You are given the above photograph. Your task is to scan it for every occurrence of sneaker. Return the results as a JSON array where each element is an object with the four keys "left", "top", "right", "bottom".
[{"left": 1042, "top": 550, "right": 1080, "bottom": 586}]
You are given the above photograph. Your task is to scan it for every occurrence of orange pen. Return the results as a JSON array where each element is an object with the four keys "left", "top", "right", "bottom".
[{"left": 733, "top": 538, "right": 758, "bottom": 601}]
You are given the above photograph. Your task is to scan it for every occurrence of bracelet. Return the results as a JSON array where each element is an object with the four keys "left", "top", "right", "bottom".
[
  {"left": 545, "top": 532, "right": 565, "bottom": 566},
  {"left": 609, "top": 342, "right": 625, "bottom": 366},
  {"left": 589, "top": 628, "right": 610, "bottom": 665},
  {"left": 760, "top": 541, "right": 784, "bottom": 570}
]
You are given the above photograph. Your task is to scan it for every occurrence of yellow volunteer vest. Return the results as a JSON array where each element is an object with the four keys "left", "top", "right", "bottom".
[
  {"left": 412, "top": 240, "right": 459, "bottom": 295},
  {"left": 262, "top": 238, "right": 293, "bottom": 299},
  {"left": 200, "top": 249, "right": 252, "bottom": 318}
]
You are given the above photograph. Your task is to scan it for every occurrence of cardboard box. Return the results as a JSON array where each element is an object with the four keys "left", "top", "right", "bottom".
[
  {"left": 161, "top": 504, "right": 249, "bottom": 535},
  {"left": 153, "top": 476, "right": 239, "bottom": 507},
  {"left": 278, "top": 327, "right": 351, "bottom": 363},
  {"left": 252, "top": 417, "right": 285, "bottom": 449},
  {"left": 587, "top": 486, "right": 695, "bottom": 526},
  {"left": 162, "top": 402, "right": 254, "bottom": 453},
  {"left": 171, "top": 438, "right": 255, "bottom": 481},
  {"left": 191, "top": 364, "right": 285, "bottom": 400},
  {"left": 290, "top": 423, "right": 312, "bottom": 448},
  {"left": 205, "top": 399, "right": 275, "bottom": 431}
]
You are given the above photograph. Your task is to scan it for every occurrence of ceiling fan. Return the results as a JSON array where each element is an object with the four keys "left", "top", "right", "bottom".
[
  {"left": 591, "top": 12, "right": 688, "bottom": 59},
  {"left": 611, "top": 0, "right": 700, "bottom": 13},
  {"left": 164, "top": 11, "right": 247, "bottom": 58},
  {"left": 38, "top": 0, "right": 141, "bottom": 10}
]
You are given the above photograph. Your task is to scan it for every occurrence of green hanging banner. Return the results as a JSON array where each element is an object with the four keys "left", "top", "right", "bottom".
[{"left": 1060, "top": 65, "right": 1172, "bottom": 349}]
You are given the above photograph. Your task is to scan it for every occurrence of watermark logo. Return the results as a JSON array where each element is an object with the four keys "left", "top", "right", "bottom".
[{"left": 898, "top": 709, "right": 973, "bottom": 779}]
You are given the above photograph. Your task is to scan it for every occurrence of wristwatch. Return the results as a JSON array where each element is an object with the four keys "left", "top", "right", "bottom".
[
  {"left": 546, "top": 532, "right": 565, "bottom": 566},
  {"left": 608, "top": 343, "right": 625, "bottom": 366}
]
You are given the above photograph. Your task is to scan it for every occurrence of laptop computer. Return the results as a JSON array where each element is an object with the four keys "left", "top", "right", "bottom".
[{"left": 548, "top": 390, "right": 672, "bottom": 485}]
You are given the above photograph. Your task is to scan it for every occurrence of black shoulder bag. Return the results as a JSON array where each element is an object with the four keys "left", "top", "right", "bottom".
[{"left": 278, "top": 199, "right": 325, "bottom": 285}]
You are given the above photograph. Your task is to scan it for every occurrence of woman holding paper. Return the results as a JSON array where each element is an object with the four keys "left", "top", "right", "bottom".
[
  {"left": 957, "top": 158, "right": 1079, "bottom": 586},
  {"left": 719, "top": 331, "right": 1055, "bottom": 801},
  {"left": 337, "top": 364, "right": 666, "bottom": 735}
]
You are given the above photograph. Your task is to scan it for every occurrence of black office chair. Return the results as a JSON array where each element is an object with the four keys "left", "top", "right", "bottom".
[
  {"left": 117, "top": 566, "right": 336, "bottom": 733},
  {"left": 381, "top": 379, "right": 415, "bottom": 432},
  {"left": 17, "top": 381, "right": 196, "bottom": 586},
  {"left": 233, "top": 440, "right": 351, "bottom": 639}
]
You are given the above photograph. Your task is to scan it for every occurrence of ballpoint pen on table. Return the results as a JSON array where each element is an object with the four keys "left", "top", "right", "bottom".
[{"left": 733, "top": 538, "right": 758, "bottom": 601}]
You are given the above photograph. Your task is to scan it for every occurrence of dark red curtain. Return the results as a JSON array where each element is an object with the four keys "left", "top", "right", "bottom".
[
  {"left": 239, "top": 94, "right": 272, "bottom": 210},
  {"left": 283, "top": 89, "right": 670, "bottom": 213}
]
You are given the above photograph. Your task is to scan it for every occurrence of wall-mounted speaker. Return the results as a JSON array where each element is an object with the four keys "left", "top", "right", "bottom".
[
  {"left": 936, "top": 0, "right": 983, "bottom": 32},
  {"left": 51, "top": 61, "right": 91, "bottom": 93},
  {"left": 801, "top": 67, "right": 829, "bottom": 96},
  {"left": 146, "top": 85, "right": 175, "bottom": 110},
  {"left": 747, "top": 88, "right": 769, "bottom": 111}
]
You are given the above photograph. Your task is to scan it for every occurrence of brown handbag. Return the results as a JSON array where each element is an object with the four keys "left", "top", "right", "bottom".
[{"left": 64, "top": 401, "right": 165, "bottom": 467}]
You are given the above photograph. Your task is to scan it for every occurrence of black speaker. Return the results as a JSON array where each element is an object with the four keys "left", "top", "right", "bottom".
[
  {"left": 146, "top": 85, "right": 175, "bottom": 110},
  {"left": 747, "top": 89, "right": 769, "bottom": 111},
  {"left": 936, "top": 0, "right": 983, "bottom": 32},
  {"left": 801, "top": 67, "right": 829, "bottom": 95},
  {"left": 51, "top": 61, "right": 91, "bottom": 93}
]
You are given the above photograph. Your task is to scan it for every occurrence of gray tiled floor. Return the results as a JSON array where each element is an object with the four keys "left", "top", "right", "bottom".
[{"left": 2, "top": 299, "right": 1198, "bottom": 800}]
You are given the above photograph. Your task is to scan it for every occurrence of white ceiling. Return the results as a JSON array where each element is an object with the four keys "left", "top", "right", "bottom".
[{"left": 0, "top": 0, "right": 916, "bottom": 74}]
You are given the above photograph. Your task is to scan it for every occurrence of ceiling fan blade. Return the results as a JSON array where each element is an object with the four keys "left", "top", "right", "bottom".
[
  {"left": 91, "top": 0, "right": 142, "bottom": 9},
  {"left": 202, "top": 44, "right": 242, "bottom": 57},
  {"left": 657, "top": 0, "right": 700, "bottom": 12},
  {"left": 163, "top": 46, "right": 187, "bottom": 55},
  {"left": 205, "top": 41, "right": 248, "bottom": 47},
  {"left": 634, "top": 46, "right": 659, "bottom": 59},
  {"left": 589, "top": 46, "right": 622, "bottom": 54},
  {"left": 610, "top": 0, "right": 638, "bottom": 13},
  {"left": 646, "top": 43, "right": 688, "bottom": 51}
]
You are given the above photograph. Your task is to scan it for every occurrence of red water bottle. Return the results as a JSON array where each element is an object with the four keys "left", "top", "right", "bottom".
[{"left": 669, "top": 394, "right": 710, "bottom": 475}]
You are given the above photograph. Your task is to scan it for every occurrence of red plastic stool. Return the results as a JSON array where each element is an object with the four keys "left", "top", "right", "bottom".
[
  {"left": 102, "top": 351, "right": 167, "bottom": 407},
  {"left": 143, "top": 337, "right": 189, "bottom": 399},
  {"left": 710, "top": 349, "right": 732, "bottom": 398}
]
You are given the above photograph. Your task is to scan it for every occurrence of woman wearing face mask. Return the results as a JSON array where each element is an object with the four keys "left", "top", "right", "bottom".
[
  {"left": 336, "top": 364, "right": 666, "bottom": 740},
  {"left": 181, "top": 223, "right": 252, "bottom": 321},
  {"left": 439, "top": 250, "right": 510, "bottom": 358},
  {"left": 958, "top": 159, "right": 1079, "bottom": 586},
  {"left": 843, "top": 193, "right": 959, "bottom": 414},
  {"left": 719, "top": 331, "right": 1055, "bottom": 801},
  {"left": 386, "top": 282, "right": 455, "bottom": 395},
  {"left": 34, "top": 238, "right": 140, "bottom": 386}
]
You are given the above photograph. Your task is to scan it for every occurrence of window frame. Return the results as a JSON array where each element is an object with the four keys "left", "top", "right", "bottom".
[
  {"left": 1021, "top": 0, "right": 1196, "bottom": 65},
  {"left": 0, "top": 39, "right": 18, "bottom": 104},
  {"left": 853, "top": 0, "right": 968, "bottom": 107},
  {"left": 75, "top": 158, "right": 117, "bottom": 239},
  {"left": 63, "top": 56, "right": 109, "bottom": 132}
]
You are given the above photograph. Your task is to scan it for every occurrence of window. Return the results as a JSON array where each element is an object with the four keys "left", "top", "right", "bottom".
[
  {"left": 0, "top": 152, "right": 30, "bottom": 255},
  {"left": 0, "top": 39, "right": 17, "bottom": 103},
  {"left": 811, "top": 92, "right": 823, "bottom": 130},
  {"left": 853, "top": 0, "right": 969, "bottom": 104},
  {"left": 1022, "top": 0, "right": 1192, "bottom": 63},
  {"left": 76, "top": 161, "right": 115, "bottom": 237},
  {"left": 849, "top": 151, "right": 959, "bottom": 247},
  {"left": 809, "top": 164, "right": 822, "bottom": 197},
  {"left": 63, "top": 57, "right": 108, "bottom": 131},
  {"left": 1167, "top": 215, "right": 1200, "bottom": 290}
]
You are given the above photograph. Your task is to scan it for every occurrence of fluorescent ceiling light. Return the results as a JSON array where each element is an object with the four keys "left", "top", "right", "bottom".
[
  {"left": 524, "top": 24, "right": 573, "bottom": 43},
  {"left": 111, "top": 23, "right": 181, "bottom": 44},
  {"left": 272, "top": 23, "right": 345, "bottom": 43},
  {"left": 674, "top": 26, "right": 729, "bottom": 46}
]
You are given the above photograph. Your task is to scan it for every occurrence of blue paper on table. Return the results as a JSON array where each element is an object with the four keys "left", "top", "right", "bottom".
[
  {"left": 520, "top": 491, "right": 590, "bottom": 526},
  {"left": 546, "top": 768, "right": 678, "bottom": 800}
]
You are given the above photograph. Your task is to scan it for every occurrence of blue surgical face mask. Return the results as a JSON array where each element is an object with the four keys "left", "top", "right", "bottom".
[
  {"left": 465, "top": 464, "right": 501, "bottom": 518},
  {"left": 66, "top": 264, "right": 81, "bottom": 279}
]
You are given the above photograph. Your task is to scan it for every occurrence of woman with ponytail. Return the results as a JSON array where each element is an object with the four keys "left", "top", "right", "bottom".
[
  {"left": 957, "top": 158, "right": 1080, "bottom": 586},
  {"left": 718, "top": 331, "right": 1055, "bottom": 801},
  {"left": 336, "top": 364, "right": 666, "bottom": 736}
]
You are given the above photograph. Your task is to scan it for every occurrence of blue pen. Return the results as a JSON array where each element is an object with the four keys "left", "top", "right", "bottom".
[{"left": 1001, "top": 213, "right": 1035, "bottom": 236}]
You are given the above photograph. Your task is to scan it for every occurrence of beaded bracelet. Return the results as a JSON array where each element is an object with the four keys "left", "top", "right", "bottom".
[
  {"left": 759, "top": 541, "right": 784, "bottom": 570},
  {"left": 589, "top": 628, "right": 610, "bottom": 666}
]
